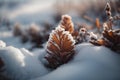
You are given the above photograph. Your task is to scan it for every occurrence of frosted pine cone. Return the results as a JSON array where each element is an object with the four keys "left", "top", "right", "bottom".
[
  {"left": 90, "top": 28, "right": 120, "bottom": 52},
  {"left": 13, "top": 23, "right": 22, "bottom": 36},
  {"left": 45, "top": 26, "right": 75, "bottom": 69},
  {"left": 60, "top": 15, "right": 74, "bottom": 34},
  {"left": 78, "top": 28, "right": 88, "bottom": 42}
]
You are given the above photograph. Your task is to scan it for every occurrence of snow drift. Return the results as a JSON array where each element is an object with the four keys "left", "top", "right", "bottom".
[
  {"left": 0, "top": 41, "right": 49, "bottom": 80},
  {"left": 33, "top": 43, "right": 120, "bottom": 80},
  {"left": 0, "top": 41, "right": 120, "bottom": 80}
]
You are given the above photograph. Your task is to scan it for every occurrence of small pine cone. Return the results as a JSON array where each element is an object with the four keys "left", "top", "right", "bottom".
[
  {"left": 90, "top": 28, "right": 120, "bottom": 52},
  {"left": 102, "top": 30, "right": 114, "bottom": 42},
  {"left": 77, "top": 27, "right": 97, "bottom": 43},
  {"left": 21, "top": 32, "right": 29, "bottom": 43},
  {"left": 103, "top": 29, "right": 120, "bottom": 52},
  {"left": 78, "top": 28, "right": 88, "bottom": 42},
  {"left": 45, "top": 26, "right": 75, "bottom": 69},
  {"left": 28, "top": 23, "right": 40, "bottom": 37},
  {"left": 103, "top": 30, "right": 120, "bottom": 43},
  {"left": 13, "top": 23, "right": 22, "bottom": 36},
  {"left": 60, "top": 15, "right": 74, "bottom": 34},
  {"left": 28, "top": 23, "right": 40, "bottom": 42}
]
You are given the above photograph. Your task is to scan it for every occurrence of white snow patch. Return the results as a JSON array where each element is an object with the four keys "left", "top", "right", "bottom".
[
  {"left": 0, "top": 44, "right": 49, "bottom": 80},
  {"left": 87, "top": 32, "right": 98, "bottom": 41},
  {"left": 32, "top": 43, "right": 120, "bottom": 80},
  {"left": 0, "top": 40, "right": 6, "bottom": 47}
]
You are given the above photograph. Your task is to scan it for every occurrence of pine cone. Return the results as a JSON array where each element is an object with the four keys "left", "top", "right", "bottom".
[
  {"left": 78, "top": 28, "right": 88, "bottom": 42},
  {"left": 90, "top": 28, "right": 120, "bottom": 52},
  {"left": 60, "top": 15, "right": 74, "bottom": 34},
  {"left": 77, "top": 27, "right": 95, "bottom": 43},
  {"left": 13, "top": 23, "right": 22, "bottom": 36},
  {"left": 45, "top": 26, "right": 75, "bottom": 69}
]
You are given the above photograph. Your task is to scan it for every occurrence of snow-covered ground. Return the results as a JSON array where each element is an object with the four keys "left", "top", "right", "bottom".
[
  {"left": 32, "top": 43, "right": 120, "bottom": 80},
  {"left": 0, "top": 41, "right": 49, "bottom": 80},
  {"left": 0, "top": 41, "right": 120, "bottom": 80}
]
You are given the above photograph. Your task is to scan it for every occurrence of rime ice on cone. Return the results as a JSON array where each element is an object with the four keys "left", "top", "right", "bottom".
[
  {"left": 45, "top": 26, "right": 75, "bottom": 69},
  {"left": 60, "top": 15, "right": 74, "bottom": 34}
]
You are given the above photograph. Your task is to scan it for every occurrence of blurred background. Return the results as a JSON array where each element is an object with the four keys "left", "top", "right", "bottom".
[{"left": 0, "top": 0, "right": 120, "bottom": 50}]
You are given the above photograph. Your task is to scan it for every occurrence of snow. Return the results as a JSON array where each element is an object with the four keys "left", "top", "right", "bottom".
[
  {"left": 0, "top": 44, "right": 49, "bottom": 80},
  {"left": 0, "top": 40, "right": 6, "bottom": 47},
  {"left": 0, "top": 37, "right": 120, "bottom": 80},
  {"left": 31, "top": 43, "right": 120, "bottom": 80},
  {"left": 103, "top": 23, "right": 109, "bottom": 30},
  {"left": 87, "top": 32, "right": 97, "bottom": 41}
]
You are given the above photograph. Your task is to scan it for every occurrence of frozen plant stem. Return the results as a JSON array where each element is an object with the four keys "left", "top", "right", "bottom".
[
  {"left": 105, "top": 2, "right": 112, "bottom": 20},
  {"left": 105, "top": 2, "right": 113, "bottom": 29}
]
